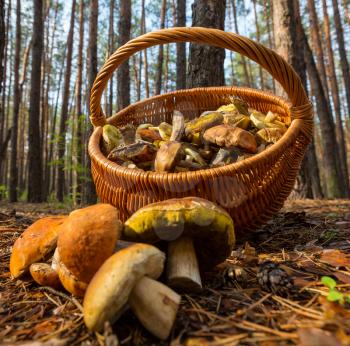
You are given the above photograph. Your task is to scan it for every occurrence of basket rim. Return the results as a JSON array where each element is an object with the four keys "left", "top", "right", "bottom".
[{"left": 88, "top": 86, "right": 305, "bottom": 181}]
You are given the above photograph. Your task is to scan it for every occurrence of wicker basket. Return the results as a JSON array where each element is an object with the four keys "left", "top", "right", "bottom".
[{"left": 88, "top": 27, "right": 313, "bottom": 234}]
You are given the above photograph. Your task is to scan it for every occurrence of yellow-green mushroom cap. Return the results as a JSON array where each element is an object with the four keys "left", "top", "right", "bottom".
[
  {"left": 123, "top": 197, "right": 235, "bottom": 269},
  {"left": 83, "top": 243, "right": 165, "bottom": 332}
]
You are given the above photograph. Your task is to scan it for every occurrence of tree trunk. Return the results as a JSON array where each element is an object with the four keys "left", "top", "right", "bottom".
[
  {"left": 0, "top": 0, "right": 10, "bottom": 184},
  {"left": 141, "top": 0, "right": 149, "bottom": 98},
  {"left": 263, "top": 0, "right": 275, "bottom": 92},
  {"left": 56, "top": 0, "right": 76, "bottom": 202},
  {"left": 342, "top": 0, "right": 350, "bottom": 25},
  {"left": 154, "top": 0, "right": 167, "bottom": 95},
  {"left": 117, "top": 0, "right": 131, "bottom": 109},
  {"left": 107, "top": 0, "right": 114, "bottom": 116},
  {"left": 0, "top": 0, "right": 5, "bottom": 94},
  {"left": 322, "top": 0, "right": 350, "bottom": 196},
  {"left": 176, "top": 0, "right": 186, "bottom": 90},
  {"left": 43, "top": 1, "right": 58, "bottom": 198},
  {"left": 85, "top": 0, "right": 98, "bottom": 204},
  {"left": 9, "top": 0, "right": 21, "bottom": 202},
  {"left": 332, "top": 0, "right": 350, "bottom": 117},
  {"left": 231, "top": 0, "right": 250, "bottom": 86},
  {"left": 187, "top": 0, "right": 226, "bottom": 88},
  {"left": 273, "top": 0, "right": 323, "bottom": 199},
  {"left": 303, "top": 30, "right": 343, "bottom": 198},
  {"left": 307, "top": 0, "right": 329, "bottom": 102},
  {"left": 252, "top": 0, "right": 264, "bottom": 89},
  {"left": 28, "top": 0, "right": 43, "bottom": 202},
  {"left": 75, "top": 0, "right": 84, "bottom": 204}
]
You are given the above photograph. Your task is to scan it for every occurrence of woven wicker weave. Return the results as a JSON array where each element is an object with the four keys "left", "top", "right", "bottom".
[{"left": 88, "top": 27, "right": 313, "bottom": 234}]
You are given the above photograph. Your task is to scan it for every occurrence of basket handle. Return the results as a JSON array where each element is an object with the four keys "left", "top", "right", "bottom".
[{"left": 90, "top": 27, "right": 313, "bottom": 135}]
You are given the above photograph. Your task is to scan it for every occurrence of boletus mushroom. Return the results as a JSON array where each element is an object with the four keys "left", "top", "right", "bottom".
[
  {"left": 102, "top": 124, "right": 124, "bottom": 154},
  {"left": 10, "top": 215, "right": 67, "bottom": 278},
  {"left": 57, "top": 204, "right": 122, "bottom": 284},
  {"left": 123, "top": 197, "right": 235, "bottom": 292},
  {"left": 53, "top": 248, "right": 88, "bottom": 297},
  {"left": 154, "top": 141, "right": 185, "bottom": 172},
  {"left": 203, "top": 124, "right": 257, "bottom": 153},
  {"left": 83, "top": 243, "right": 180, "bottom": 340},
  {"left": 29, "top": 263, "right": 61, "bottom": 289},
  {"left": 185, "top": 112, "right": 223, "bottom": 137}
]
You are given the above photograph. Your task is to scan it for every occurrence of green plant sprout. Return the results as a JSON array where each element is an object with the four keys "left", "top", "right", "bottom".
[{"left": 321, "top": 276, "right": 350, "bottom": 304}]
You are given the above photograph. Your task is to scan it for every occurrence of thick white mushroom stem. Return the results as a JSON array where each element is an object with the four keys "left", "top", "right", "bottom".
[
  {"left": 129, "top": 276, "right": 181, "bottom": 340},
  {"left": 167, "top": 236, "right": 202, "bottom": 292}
]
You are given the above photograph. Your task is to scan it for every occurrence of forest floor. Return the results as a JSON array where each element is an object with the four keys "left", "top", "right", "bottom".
[{"left": 1, "top": 199, "right": 350, "bottom": 346}]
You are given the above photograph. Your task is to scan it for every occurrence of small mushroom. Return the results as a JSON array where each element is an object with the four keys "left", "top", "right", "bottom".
[
  {"left": 203, "top": 124, "right": 257, "bottom": 153},
  {"left": 256, "top": 128, "right": 285, "bottom": 144},
  {"left": 170, "top": 110, "right": 185, "bottom": 141},
  {"left": 264, "top": 111, "right": 278, "bottom": 123},
  {"left": 177, "top": 160, "right": 205, "bottom": 170},
  {"left": 10, "top": 215, "right": 67, "bottom": 278},
  {"left": 183, "top": 145, "right": 207, "bottom": 166},
  {"left": 223, "top": 113, "right": 251, "bottom": 130},
  {"left": 218, "top": 98, "right": 249, "bottom": 116},
  {"left": 102, "top": 124, "right": 124, "bottom": 154},
  {"left": 250, "top": 110, "right": 267, "bottom": 129},
  {"left": 57, "top": 204, "right": 122, "bottom": 284},
  {"left": 149, "top": 122, "right": 173, "bottom": 141},
  {"left": 154, "top": 141, "right": 184, "bottom": 172},
  {"left": 107, "top": 141, "right": 157, "bottom": 164},
  {"left": 83, "top": 243, "right": 180, "bottom": 340},
  {"left": 119, "top": 124, "right": 136, "bottom": 145},
  {"left": 210, "top": 148, "right": 239, "bottom": 166},
  {"left": 53, "top": 248, "right": 88, "bottom": 297},
  {"left": 123, "top": 197, "right": 235, "bottom": 292},
  {"left": 185, "top": 112, "right": 223, "bottom": 137},
  {"left": 29, "top": 263, "right": 61, "bottom": 289},
  {"left": 137, "top": 128, "right": 162, "bottom": 142}
]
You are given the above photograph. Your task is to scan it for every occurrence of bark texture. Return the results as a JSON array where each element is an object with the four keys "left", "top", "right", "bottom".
[
  {"left": 117, "top": 0, "right": 131, "bottom": 110},
  {"left": 187, "top": 0, "right": 226, "bottom": 88},
  {"left": 0, "top": 0, "right": 5, "bottom": 94},
  {"left": 154, "top": 0, "right": 167, "bottom": 95},
  {"left": 322, "top": 0, "right": 350, "bottom": 196},
  {"left": 75, "top": 0, "right": 84, "bottom": 204},
  {"left": 56, "top": 0, "right": 76, "bottom": 202},
  {"left": 332, "top": 0, "right": 350, "bottom": 117},
  {"left": 27, "top": 0, "right": 43, "bottom": 202},
  {"left": 176, "top": 0, "right": 186, "bottom": 90},
  {"left": 303, "top": 30, "right": 343, "bottom": 198},
  {"left": 9, "top": 0, "right": 21, "bottom": 202},
  {"left": 85, "top": 0, "right": 98, "bottom": 204}
]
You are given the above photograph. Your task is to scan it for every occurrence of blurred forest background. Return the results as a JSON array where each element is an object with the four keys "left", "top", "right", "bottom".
[{"left": 0, "top": 0, "right": 349, "bottom": 205}]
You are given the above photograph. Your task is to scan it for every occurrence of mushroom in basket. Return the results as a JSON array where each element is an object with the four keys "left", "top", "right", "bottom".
[{"left": 123, "top": 197, "right": 235, "bottom": 292}]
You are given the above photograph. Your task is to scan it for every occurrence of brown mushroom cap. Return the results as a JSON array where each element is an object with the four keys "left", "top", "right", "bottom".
[
  {"left": 53, "top": 248, "right": 87, "bottom": 297},
  {"left": 10, "top": 216, "right": 67, "bottom": 278},
  {"left": 57, "top": 204, "right": 122, "bottom": 283},
  {"left": 203, "top": 124, "right": 257, "bottom": 153},
  {"left": 123, "top": 197, "right": 235, "bottom": 269},
  {"left": 154, "top": 141, "right": 184, "bottom": 172},
  {"left": 83, "top": 243, "right": 165, "bottom": 331},
  {"left": 29, "top": 263, "right": 61, "bottom": 289}
]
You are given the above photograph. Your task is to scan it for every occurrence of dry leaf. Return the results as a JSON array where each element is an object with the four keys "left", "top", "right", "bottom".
[
  {"left": 320, "top": 249, "right": 350, "bottom": 267},
  {"left": 12, "top": 339, "right": 66, "bottom": 346},
  {"left": 334, "top": 271, "right": 350, "bottom": 284},
  {"left": 33, "top": 319, "right": 58, "bottom": 335},
  {"left": 298, "top": 328, "right": 342, "bottom": 346},
  {"left": 185, "top": 338, "right": 210, "bottom": 346}
]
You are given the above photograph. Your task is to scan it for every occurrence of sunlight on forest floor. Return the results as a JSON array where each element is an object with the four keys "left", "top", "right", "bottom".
[{"left": 1, "top": 199, "right": 350, "bottom": 345}]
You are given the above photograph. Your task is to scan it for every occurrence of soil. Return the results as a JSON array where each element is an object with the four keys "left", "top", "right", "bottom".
[{"left": 1, "top": 199, "right": 350, "bottom": 346}]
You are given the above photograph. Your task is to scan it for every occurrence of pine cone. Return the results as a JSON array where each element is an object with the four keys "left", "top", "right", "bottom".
[{"left": 257, "top": 261, "right": 293, "bottom": 295}]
